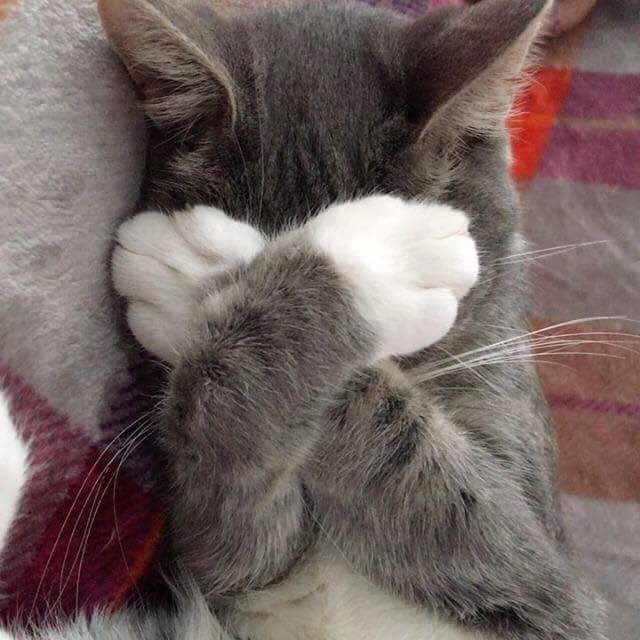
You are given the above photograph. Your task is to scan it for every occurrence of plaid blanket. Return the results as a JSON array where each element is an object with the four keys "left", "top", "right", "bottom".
[{"left": 1, "top": 0, "right": 637, "bottom": 637}]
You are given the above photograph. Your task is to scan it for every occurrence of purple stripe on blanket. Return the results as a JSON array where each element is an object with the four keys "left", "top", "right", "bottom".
[
  {"left": 561, "top": 72, "right": 640, "bottom": 118},
  {"left": 548, "top": 393, "right": 640, "bottom": 423},
  {"left": 360, "top": 0, "right": 464, "bottom": 15},
  {"left": 538, "top": 127, "right": 640, "bottom": 189},
  {"left": 391, "top": 0, "right": 465, "bottom": 12}
]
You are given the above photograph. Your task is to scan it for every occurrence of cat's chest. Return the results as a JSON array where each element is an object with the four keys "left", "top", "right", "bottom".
[{"left": 226, "top": 545, "right": 484, "bottom": 640}]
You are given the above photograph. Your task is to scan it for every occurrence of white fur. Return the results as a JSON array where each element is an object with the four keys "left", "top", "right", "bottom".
[
  {"left": 0, "top": 391, "right": 28, "bottom": 556},
  {"left": 112, "top": 206, "right": 265, "bottom": 364},
  {"left": 231, "top": 546, "right": 487, "bottom": 640},
  {"left": 307, "top": 196, "right": 479, "bottom": 361},
  {"left": 0, "top": 391, "right": 28, "bottom": 640}
]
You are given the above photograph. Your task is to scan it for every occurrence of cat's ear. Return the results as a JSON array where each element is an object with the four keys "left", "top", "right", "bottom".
[
  {"left": 98, "top": 0, "right": 236, "bottom": 128},
  {"left": 403, "top": 0, "right": 551, "bottom": 137}
]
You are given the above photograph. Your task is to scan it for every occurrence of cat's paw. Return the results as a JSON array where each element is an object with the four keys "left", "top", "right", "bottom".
[
  {"left": 307, "top": 195, "right": 479, "bottom": 361},
  {"left": 112, "top": 206, "right": 265, "bottom": 364}
]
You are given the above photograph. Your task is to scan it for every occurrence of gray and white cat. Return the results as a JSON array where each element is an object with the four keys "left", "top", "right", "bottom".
[{"left": 0, "top": 0, "right": 606, "bottom": 638}]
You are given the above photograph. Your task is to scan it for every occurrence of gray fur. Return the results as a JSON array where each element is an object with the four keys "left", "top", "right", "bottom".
[{"left": 101, "top": 1, "right": 605, "bottom": 639}]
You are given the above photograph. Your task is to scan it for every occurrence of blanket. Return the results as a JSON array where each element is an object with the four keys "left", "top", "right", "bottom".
[{"left": 1, "top": 0, "right": 637, "bottom": 637}]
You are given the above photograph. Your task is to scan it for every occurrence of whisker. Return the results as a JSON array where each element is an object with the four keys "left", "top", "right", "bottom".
[
  {"left": 257, "top": 93, "right": 266, "bottom": 220},
  {"left": 39, "top": 418, "right": 155, "bottom": 623},
  {"left": 48, "top": 420, "right": 155, "bottom": 619},
  {"left": 30, "top": 411, "right": 154, "bottom": 622},
  {"left": 495, "top": 240, "right": 608, "bottom": 265},
  {"left": 417, "top": 331, "right": 636, "bottom": 384},
  {"left": 56, "top": 419, "right": 154, "bottom": 590},
  {"left": 232, "top": 128, "right": 255, "bottom": 216},
  {"left": 434, "top": 347, "right": 504, "bottom": 395},
  {"left": 109, "top": 427, "right": 157, "bottom": 607},
  {"left": 427, "top": 317, "right": 632, "bottom": 372}
]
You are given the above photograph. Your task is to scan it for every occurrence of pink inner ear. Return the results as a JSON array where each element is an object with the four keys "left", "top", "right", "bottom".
[
  {"left": 98, "top": 0, "right": 154, "bottom": 89},
  {"left": 98, "top": 0, "right": 141, "bottom": 68},
  {"left": 98, "top": 0, "right": 131, "bottom": 48}
]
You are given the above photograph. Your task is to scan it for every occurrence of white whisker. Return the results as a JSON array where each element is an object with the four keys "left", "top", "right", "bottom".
[{"left": 495, "top": 240, "right": 609, "bottom": 265}]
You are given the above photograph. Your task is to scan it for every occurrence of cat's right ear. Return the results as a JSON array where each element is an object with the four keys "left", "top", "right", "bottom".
[
  {"left": 98, "top": 0, "right": 236, "bottom": 129},
  {"left": 402, "top": 0, "right": 551, "bottom": 139}
]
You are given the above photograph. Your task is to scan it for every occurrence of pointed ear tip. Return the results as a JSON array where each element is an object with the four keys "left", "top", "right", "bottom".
[
  {"left": 97, "top": 0, "right": 125, "bottom": 31},
  {"left": 540, "top": 0, "right": 555, "bottom": 13},
  {"left": 536, "top": 0, "right": 555, "bottom": 21},
  {"left": 527, "top": 0, "right": 554, "bottom": 30},
  {"left": 98, "top": 0, "right": 144, "bottom": 35},
  {"left": 541, "top": 0, "right": 556, "bottom": 25}
]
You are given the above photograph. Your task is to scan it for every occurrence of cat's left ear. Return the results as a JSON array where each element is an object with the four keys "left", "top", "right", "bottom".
[
  {"left": 98, "top": 0, "right": 236, "bottom": 129},
  {"left": 403, "top": 0, "right": 552, "bottom": 138}
]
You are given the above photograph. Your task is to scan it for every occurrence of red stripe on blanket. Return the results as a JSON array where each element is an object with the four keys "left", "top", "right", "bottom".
[
  {"left": 509, "top": 67, "right": 573, "bottom": 180},
  {"left": 555, "top": 410, "right": 640, "bottom": 501}
]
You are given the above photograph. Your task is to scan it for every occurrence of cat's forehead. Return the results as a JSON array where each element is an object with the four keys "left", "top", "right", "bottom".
[
  {"left": 233, "top": 3, "right": 402, "bottom": 54},
  {"left": 228, "top": 4, "right": 405, "bottom": 117},
  {"left": 181, "top": 5, "right": 411, "bottom": 228}
]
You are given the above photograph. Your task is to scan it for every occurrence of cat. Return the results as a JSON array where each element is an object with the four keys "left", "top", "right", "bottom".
[{"left": 0, "top": 0, "right": 606, "bottom": 638}]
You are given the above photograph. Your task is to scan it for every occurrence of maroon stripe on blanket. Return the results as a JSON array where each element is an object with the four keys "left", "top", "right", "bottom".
[
  {"left": 561, "top": 72, "right": 640, "bottom": 118},
  {"left": 538, "top": 127, "right": 640, "bottom": 188},
  {"left": 0, "top": 364, "right": 164, "bottom": 626},
  {"left": 0, "top": 369, "right": 93, "bottom": 621},
  {"left": 0, "top": 445, "right": 163, "bottom": 627}
]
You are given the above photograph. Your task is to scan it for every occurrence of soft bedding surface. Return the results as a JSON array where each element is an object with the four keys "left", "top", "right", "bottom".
[{"left": 0, "top": 0, "right": 637, "bottom": 637}]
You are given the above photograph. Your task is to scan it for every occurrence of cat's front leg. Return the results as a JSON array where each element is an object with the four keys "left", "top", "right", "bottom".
[{"left": 305, "top": 362, "right": 602, "bottom": 639}]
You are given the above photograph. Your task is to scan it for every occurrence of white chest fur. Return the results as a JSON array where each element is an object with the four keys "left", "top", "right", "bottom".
[{"left": 228, "top": 545, "right": 486, "bottom": 640}]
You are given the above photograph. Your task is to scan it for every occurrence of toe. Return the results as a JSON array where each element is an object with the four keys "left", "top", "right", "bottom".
[
  {"left": 174, "top": 206, "right": 265, "bottom": 264},
  {"left": 411, "top": 236, "right": 479, "bottom": 300},
  {"left": 116, "top": 212, "right": 212, "bottom": 280},
  {"left": 112, "top": 247, "right": 191, "bottom": 306}
]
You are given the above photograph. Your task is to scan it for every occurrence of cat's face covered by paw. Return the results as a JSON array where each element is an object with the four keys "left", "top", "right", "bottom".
[{"left": 99, "top": 0, "right": 548, "bottom": 248}]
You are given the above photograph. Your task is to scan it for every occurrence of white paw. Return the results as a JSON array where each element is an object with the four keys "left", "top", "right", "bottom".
[
  {"left": 0, "top": 391, "right": 28, "bottom": 555},
  {"left": 307, "top": 195, "right": 479, "bottom": 361},
  {"left": 112, "top": 206, "right": 265, "bottom": 364}
]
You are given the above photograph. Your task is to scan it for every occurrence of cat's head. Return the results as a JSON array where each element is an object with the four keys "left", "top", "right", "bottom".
[{"left": 99, "top": 0, "right": 549, "bottom": 236}]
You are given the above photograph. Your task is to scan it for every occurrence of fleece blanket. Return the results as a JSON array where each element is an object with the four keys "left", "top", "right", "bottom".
[{"left": 0, "top": 0, "right": 637, "bottom": 637}]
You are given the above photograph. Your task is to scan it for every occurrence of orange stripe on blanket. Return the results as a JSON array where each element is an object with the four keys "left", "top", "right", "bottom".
[
  {"left": 111, "top": 508, "right": 166, "bottom": 612},
  {"left": 0, "top": 0, "right": 19, "bottom": 21},
  {"left": 555, "top": 408, "right": 640, "bottom": 501},
  {"left": 509, "top": 67, "right": 573, "bottom": 180}
]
